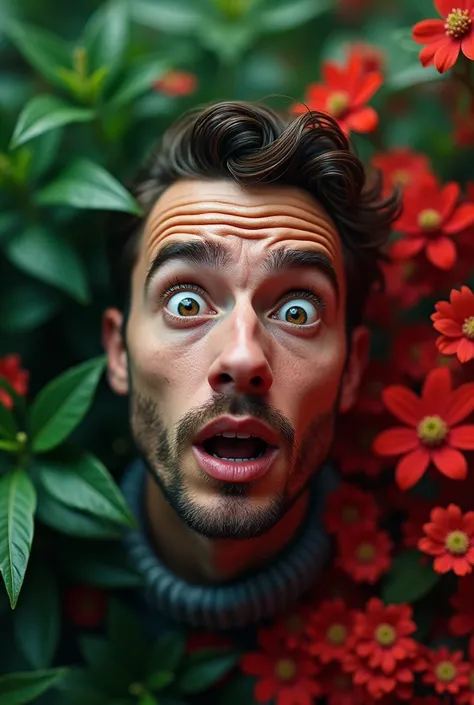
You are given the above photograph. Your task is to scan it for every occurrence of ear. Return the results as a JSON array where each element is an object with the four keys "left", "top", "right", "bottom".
[
  {"left": 102, "top": 307, "right": 129, "bottom": 395},
  {"left": 338, "top": 325, "right": 370, "bottom": 414}
]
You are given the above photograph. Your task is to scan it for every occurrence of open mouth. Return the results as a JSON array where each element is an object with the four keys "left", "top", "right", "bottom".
[{"left": 200, "top": 434, "right": 269, "bottom": 462}]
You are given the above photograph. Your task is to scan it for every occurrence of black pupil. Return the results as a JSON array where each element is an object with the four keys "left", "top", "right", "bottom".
[{"left": 288, "top": 306, "right": 306, "bottom": 323}]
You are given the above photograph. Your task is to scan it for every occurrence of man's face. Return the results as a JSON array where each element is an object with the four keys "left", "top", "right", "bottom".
[{"left": 104, "top": 179, "right": 367, "bottom": 539}]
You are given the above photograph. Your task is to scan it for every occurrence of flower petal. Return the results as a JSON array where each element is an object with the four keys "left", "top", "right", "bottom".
[
  {"left": 372, "top": 427, "right": 420, "bottom": 455},
  {"left": 431, "top": 446, "right": 468, "bottom": 480},
  {"left": 436, "top": 336, "right": 462, "bottom": 355},
  {"left": 412, "top": 19, "right": 447, "bottom": 43},
  {"left": 434, "top": 40, "right": 461, "bottom": 73},
  {"left": 382, "top": 385, "right": 423, "bottom": 426},
  {"left": 421, "top": 367, "right": 452, "bottom": 414},
  {"left": 390, "top": 237, "right": 426, "bottom": 260},
  {"left": 346, "top": 106, "right": 379, "bottom": 134},
  {"left": 456, "top": 337, "right": 474, "bottom": 362},
  {"left": 395, "top": 448, "right": 431, "bottom": 490},
  {"left": 322, "top": 61, "right": 346, "bottom": 89},
  {"left": 432, "top": 318, "right": 463, "bottom": 337},
  {"left": 439, "top": 182, "right": 460, "bottom": 221},
  {"left": 419, "top": 40, "right": 446, "bottom": 66},
  {"left": 449, "top": 425, "right": 474, "bottom": 449},
  {"left": 461, "top": 30, "right": 474, "bottom": 60},
  {"left": 444, "top": 382, "right": 474, "bottom": 424},
  {"left": 444, "top": 203, "right": 474, "bottom": 233},
  {"left": 351, "top": 73, "right": 384, "bottom": 107},
  {"left": 426, "top": 237, "right": 457, "bottom": 270},
  {"left": 435, "top": 0, "right": 462, "bottom": 16}
]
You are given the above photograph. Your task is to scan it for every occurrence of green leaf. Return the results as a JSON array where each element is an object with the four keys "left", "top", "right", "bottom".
[
  {"left": 79, "top": 635, "right": 133, "bottom": 694},
  {"left": 110, "top": 56, "right": 172, "bottom": 108},
  {"left": 256, "top": 0, "right": 332, "bottom": 32},
  {"left": 178, "top": 649, "right": 239, "bottom": 695},
  {"left": 29, "top": 128, "right": 62, "bottom": 181},
  {"left": 6, "top": 21, "right": 71, "bottom": 89},
  {"left": 106, "top": 599, "right": 148, "bottom": 678},
  {"left": 37, "top": 452, "right": 134, "bottom": 527},
  {"left": 55, "top": 668, "right": 110, "bottom": 705},
  {"left": 0, "top": 469, "right": 37, "bottom": 609},
  {"left": 61, "top": 541, "right": 143, "bottom": 588},
  {"left": 0, "top": 283, "right": 61, "bottom": 333},
  {"left": 0, "top": 403, "right": 18, "bottom": 441},
  {"left": 13, "top": 563, "right": 60, "bottom": 668},
  {"left": 9, "top": 95, "right": 94, "bottom": 149},
  {"left": 5, "top": 225, "right": 90, "bottom": 304},
  {"left": 29, "top": 356, "right": 106, "bottom": 453},
  {"left": 35, "top": 158, "right": 142, "bottom": 215},
  {"left": 36, "top": 489, "right": 121, "bottom": 540},
  {"left": 147, "top": 671, "right": 174, "bottom": 691},
  {"left": 197, "top": 20, "right": 256, "bottom": 64},
  {"left": 382, "top": 550, "right": 441, "bottom": 604},
  {"left": 0, "top": 669, "right": 67, "bottom": 705},
  {"left": 81, "top": 0, "right": 129, "bottom": 85},
  {"left": 131, "top": 0, "right": 203, "bottom": 34},
  {"left": 146, "top": 632, "right": 187, "bottom": 677}
]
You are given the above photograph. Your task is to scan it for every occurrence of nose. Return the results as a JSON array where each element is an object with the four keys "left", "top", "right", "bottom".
[{"left": 207, "top": 301, "right": 273, "bottom": 396}]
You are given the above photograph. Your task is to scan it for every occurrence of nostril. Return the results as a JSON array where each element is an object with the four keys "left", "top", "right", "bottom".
[
  {"left": 251, "top": 377, "right": 263, "bottom": 388},
  {"left": 219, "top": 373, "right": 232, "bottom": 383}
]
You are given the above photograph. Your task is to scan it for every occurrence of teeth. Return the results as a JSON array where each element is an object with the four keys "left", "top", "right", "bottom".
[
  {"left": 211, "top": 451, "right": 265, "bottom": 461},
  {"left": 219, "top": 431, "right": 253, "bottom": 439}
]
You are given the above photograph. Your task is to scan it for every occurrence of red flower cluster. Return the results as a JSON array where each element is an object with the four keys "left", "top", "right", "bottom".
[
  {"left": 153, "top": 70, "right": 197, "bottom": 96},
  {"left": 413, "top": 0, "right": 474, "bottom": 73},
  {"left": 419, "top": 504, "right": 474, "bottom": 575},
  {"left": 432, "top": 286, "right": 474, "bottom": 362},
  {"left": 0, "top": 354, "right": 29, "bottom": 409}
]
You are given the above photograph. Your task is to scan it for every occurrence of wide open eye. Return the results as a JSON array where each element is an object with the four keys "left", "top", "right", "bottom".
[
  {"left": 167, "top": 291, "right": 208, "bottom": 317},
  {"left": 274, "top": 297, "right": 321, "bottom": 326}
]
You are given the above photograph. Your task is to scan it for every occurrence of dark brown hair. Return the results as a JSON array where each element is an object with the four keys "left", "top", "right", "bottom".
[{"left": 107, "top": 101, "right": 401, "bottom": 330}]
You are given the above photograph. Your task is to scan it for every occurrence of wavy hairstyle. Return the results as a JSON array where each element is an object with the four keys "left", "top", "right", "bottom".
[{"left": 107, "top": 101, "right": 401, "bottom": 330}]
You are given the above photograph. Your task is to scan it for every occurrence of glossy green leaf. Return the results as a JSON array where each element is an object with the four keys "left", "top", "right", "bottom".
[
  {"left": 178, "top": 649, "right": 239, "bottom": 695},
  {"left": 6, "top": 21, "right": 71, "bottom": 89},
  {"left": 110, "top": 56, "right": 172, "bottom": 107},
  {"left": 131, "top": 0, "right": 203, "bottom": 34},
  {"left": 36, "top": 489, "right": 121, "bottom": 540},
  {"left": 13, "top": 563, "right": 60, "bottom": 668},
  {"left": 36, "top": 453, "right": 135, "bottom": 527},
  {"left": 146, "top": 632, "right": 187, "bottom": 677},
  {"left": 0, "top": 283, "right": 61, "bottom": 333},
  {"left": 35, "top": 158, "right": 142, "bottom": 215},
  {"left": 0, "top": 670, "right": 67, "bottom": 705},
  {"left": 81, "top": 0, "right": 129, "bottom": 84},
  {"left": 0, "top": 469, "right": 37, "bottom": 609},
  {"left": 0, "top": 403, "right": 18, "bottom": 440},
  {"left": 5, "top": 226, "right": 90, "bottom": 304},
  {"left": 382, "top": 550, "right": 441, "bottom": 604},
  {"left": 256, "top": 0, "right": 332, "bottom": 32},
  {"left": 28, "top": 128, "right": 62, "bottom": 181},
  {"left": 29, "top": 356, "right": 106, "bottom": 453},
  {"left": 10, "top": 95, "right": 94, "bottom": 149}
]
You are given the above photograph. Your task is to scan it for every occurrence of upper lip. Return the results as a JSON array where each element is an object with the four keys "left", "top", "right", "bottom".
[{"left": 193, "top": 416, "right": 280, "bottom": 447}]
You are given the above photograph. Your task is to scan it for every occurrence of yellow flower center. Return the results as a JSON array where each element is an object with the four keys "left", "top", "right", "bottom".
[
  {"left": 445, "top": 529, "right": 469, "bottom": 555},
  {"left": 326, "top": 91, "right": 350, "bottom": 117},
  {"left": 285, "top": 614, "right": 303, "bottom": 633},
  {"left": 445, "top": 9, "right": 472, "bottom": 39},
  {"left": 327, "top": 623, "right": 347, "bottom": 645},
  {"left": 435, "top": 660, "right": 457, "bottom": 682},
  {"left": 462, "top": 316, "right": 474, "bottom": 339},
  {"left": 392, "top": 169, "right": 410, "bottom": 187},
  {"left": 342, "top": 505, "right": 359, "bottom": 523},
  {"left": 417, "top": 208, "right": 442, "bottom": 230},
  {"left": 375, "top": 623, "right": 396, "bottom": 646},
  {"left": 275, "top": 658, "right": 296, "bottom": 681},
  {"left": 357, "top": 541, "right": 375, "bottom": 562},
  {"left": 417, "top": 415, "right": 448, "bottom": 446}
]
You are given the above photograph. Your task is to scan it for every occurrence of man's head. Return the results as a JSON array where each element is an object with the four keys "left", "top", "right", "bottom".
[{"left": 102, "top": 101, "right": 400, "bottom": 540}]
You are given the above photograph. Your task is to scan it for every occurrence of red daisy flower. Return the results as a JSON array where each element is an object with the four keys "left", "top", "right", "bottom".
[
  {"left": 421, "top": 646, "right": 470, "bottom": 694},
  {"left": 372, "top": 148, "right": 431, "bottom": 194},
  {"left": 432, "top": 285, "right": 474, "bottom": 362},
  {"left": 352, "top": 599, "right": 419, "bottom": 674},
  {"left": 153, "top": 70, "right": 197, "bottom": 96},
  {"left": 241, "top": 630, "right": 321, "bottom": 705},
  {"left": 458, "top": 666, "right": 474, "bottom": 705},
  {"left": 293, "top": 49, "right": 382, "bottom": 135},
  {"left": 0, "top": 354, "right": 29, "bottom": 409},
  {"left": 372, "top": 367, "right": 474, "bottom": 490},
  {"left": 449, "top": 573, "right": 474, "bottom": 635},
  {"left": 342, "top": 652, "right": 415, "bottom": 701},
  {"left": 319, "top": 663, "right": 372, "bottom": 705},
  {"left": 391, "top": 323, "right": 460, "bottom": 381},
  {"left": 418, "top": 503, "right": 474, "bottom": 576},
  {"left": 347, "top": 43, "right": 385, "bottom": 74},
  {"left": 323, "top": 483, "right": 380, "bottom": 535},
  {"left": 413, "top": 0, "right": 474, "bottom": 74},
  {"left": 380, "top": 260, "right": 434, "bottom": 310},
  {"left": 390, "top": 175, "right": 474, "bottom": 270},
  {"left": 306, "top": 599, "right": 357, "bottom": 664},
  {"left": 337, "top": 525, "right": 392, "bottom": 584},
  {"left": 63, "top": 584, "right": 107, "bottom": 629},
  {"left": 263, "top": 603, "right": 314, "bottom": 652}
]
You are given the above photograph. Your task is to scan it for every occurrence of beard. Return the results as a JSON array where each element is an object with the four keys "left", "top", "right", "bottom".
[{"left": 129, "top": 387, "right": 336, "bottom": 540}]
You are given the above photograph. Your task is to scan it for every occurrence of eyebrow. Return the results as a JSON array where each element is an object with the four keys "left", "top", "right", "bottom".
[{"left": 144, "top": 239, "right": 339, "bottom": 301}]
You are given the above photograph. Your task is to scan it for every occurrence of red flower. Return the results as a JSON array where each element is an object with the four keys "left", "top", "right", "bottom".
[
  {"left": 337, "top": 525, "right": 392, "bottom": 583},
  {"left": 458, "top": 666, "right": 474, "bottom": 705},
  {"left": 432, "top": 285, "right": 474, "bottom": 362},
  {"left": 391, "top": 324, "right": 442, "bottom": 381},
  {"left": 263, "top": 603, "right": 314, "bottom": 652},
  {"left": 293, "top": 49, "right": 382, "bottom": 135},
  {"left": 332, "top": 411, "right": 392, "bottom": 478},
  {"left": 413, "top": 0, "right": 474, "bottom": 73},
  {"left": 419, "top": 503, "right": 474, "bottom": 575},
  {"left": 355, "top": 360, "right": 402, "bottom": 416},
  {"left": 347, "top": 43, "right": 385, "bottom": 73},
  {"left": 0, "top": 354, "right": 29, "bottom": 409},
  {"left": 449, "top": 573, "right": 474, "bottom": 635},
  {"left": 306, "top": 599, "right": 357, "bottom": 664},
  {"left": 63, "top": 584, "right": 107, "bottom": 628},
  {"left": 372, "top": 148, "right": 431, "bottom": 194},
  {"left": 391, "top": 175, "right": 474, "bottom": 270},
  {"left": 153, "top": 70, "right": 197, "bottom": 96},
  {"left": 421, "top": 646, "right": 470, "bottom": 694},
  {"left": 324, "top": 483, "right": 380, "bottom": 534},
  {"left": 319, "top": 663, "right": 371, "bottom": 705},
  {"left": 240, "top": 629, "right": 321, "bottom": 705},
  {"left": 372, "top": 367, "right": 474, "bottom": 489}
]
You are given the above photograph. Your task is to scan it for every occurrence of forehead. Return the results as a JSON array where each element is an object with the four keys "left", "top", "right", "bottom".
[{"left": 136, "top": 179, "right": 345, "bottom": 292}]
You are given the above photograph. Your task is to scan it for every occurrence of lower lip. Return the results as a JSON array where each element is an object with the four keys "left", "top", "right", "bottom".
[{"left": 192, "top": 444, "right": 279, "bottom": 483}]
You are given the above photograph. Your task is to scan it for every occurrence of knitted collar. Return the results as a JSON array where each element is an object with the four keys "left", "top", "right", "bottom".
[{"left": 121, "top": 459, "right": 336, "bottom": 632}]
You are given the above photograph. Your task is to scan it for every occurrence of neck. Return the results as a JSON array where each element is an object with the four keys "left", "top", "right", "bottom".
[{"left": 144, "top": 474, "right": 310, "bottom": 585}]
